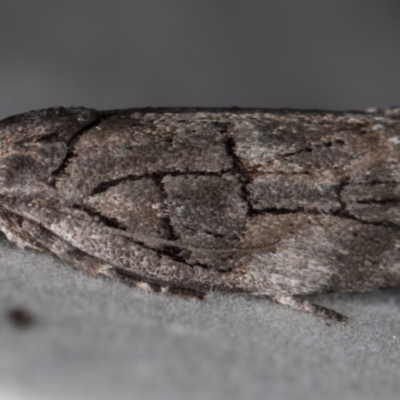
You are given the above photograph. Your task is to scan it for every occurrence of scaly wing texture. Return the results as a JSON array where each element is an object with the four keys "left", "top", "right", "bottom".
[{"left": 1, "top": 107, "right": 400, "bottom": 319}]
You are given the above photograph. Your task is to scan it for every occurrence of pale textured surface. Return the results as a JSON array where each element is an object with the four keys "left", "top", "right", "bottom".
[{"left": 1, "top": 237, "right": 400, "bottom": 400}]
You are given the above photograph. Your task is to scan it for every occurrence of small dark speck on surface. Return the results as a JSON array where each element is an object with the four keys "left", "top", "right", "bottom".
[{"left": 7, "top": 307, "right": 37, "bottom": 329}]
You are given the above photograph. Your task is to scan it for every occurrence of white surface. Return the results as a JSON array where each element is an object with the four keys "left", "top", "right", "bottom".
[{"left": 1, "top": 236, "right": 400, "bottom": 400}]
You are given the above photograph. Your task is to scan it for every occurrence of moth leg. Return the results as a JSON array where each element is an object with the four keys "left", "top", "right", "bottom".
[
  {"left": 0, "top": 212, "right": 49, "bottom": 252},
  {"left": 109, "top": 267, "right": 205, "bottom": 299},
  {"left": 164, "top": 285, "right": 205, "bottom": 300},
  {"left": 269, "top": 295, "right": 348, "bottom": 322},
  {"left": 42, "top": 246, "right": 205, "bottom": 299},
  {"left": 4, "top": 212, "right": 204, "bottom": 299},
  {"left": 26, "top": 233, "right": 205, "bottom": 300},
  {"left": 135, "top": 281, "right": 204, "bottom": 300}
]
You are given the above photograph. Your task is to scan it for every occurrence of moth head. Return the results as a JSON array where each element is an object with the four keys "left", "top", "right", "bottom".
[{"left": 0, "top": 107, "right": 98, "bottom": 196}]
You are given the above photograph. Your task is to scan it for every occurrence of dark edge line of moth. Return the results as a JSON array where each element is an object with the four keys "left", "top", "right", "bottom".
[{"left": 51, "top": 111, "right": 118, "bottom": 177}]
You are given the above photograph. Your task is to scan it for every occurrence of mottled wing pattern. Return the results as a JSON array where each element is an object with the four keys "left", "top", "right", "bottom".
[{"left": 1, "top": 107, "right": 400, "bottom": 320}]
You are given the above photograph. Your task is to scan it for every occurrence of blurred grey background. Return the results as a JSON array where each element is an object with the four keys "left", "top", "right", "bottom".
[
  {"left": 1, "top": 1, "right": 400, "bottom": 400},
  {"left": 1, "top": 0, "right": 400, "bottom": 118}
]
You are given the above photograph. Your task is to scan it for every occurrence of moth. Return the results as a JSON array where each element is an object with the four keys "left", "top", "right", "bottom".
[{"left": 1, "top": 107, "right": 400, "bottom": 321}]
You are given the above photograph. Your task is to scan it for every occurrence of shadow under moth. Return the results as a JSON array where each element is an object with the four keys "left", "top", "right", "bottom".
[{"left": 1, "top": 107, "right": 400, "bottom": 322}]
